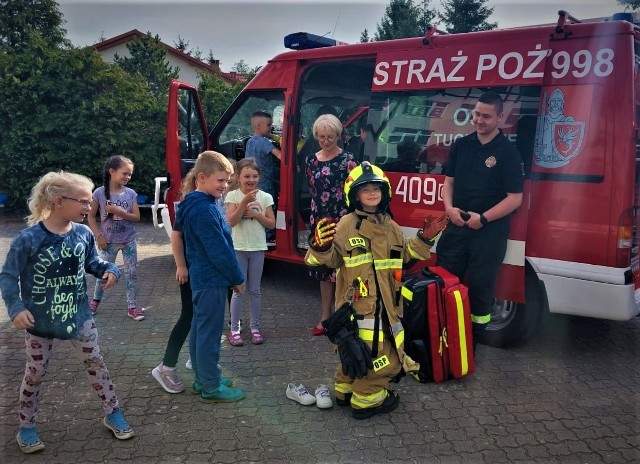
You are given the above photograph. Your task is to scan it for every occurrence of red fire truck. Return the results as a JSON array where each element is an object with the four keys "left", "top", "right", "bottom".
[{"left": 153, "top": 11, "right": 640, "bottom": 347}]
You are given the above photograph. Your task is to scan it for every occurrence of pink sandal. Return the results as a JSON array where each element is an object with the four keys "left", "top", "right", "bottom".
[
  {"left": 228, "top": 331, "right": 244, "bottom": 347},
  {"left": 251, "top": 330, "right": 264, "bottom": 345}
]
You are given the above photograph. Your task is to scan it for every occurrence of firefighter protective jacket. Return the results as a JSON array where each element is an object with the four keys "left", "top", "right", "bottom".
[{"left": 306, "top": 209, "right": 435, "bottom": 374}]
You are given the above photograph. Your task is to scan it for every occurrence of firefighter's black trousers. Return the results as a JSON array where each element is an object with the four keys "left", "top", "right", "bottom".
[{"left": 436, "top": 218, "right": 509, "bottom": 320}]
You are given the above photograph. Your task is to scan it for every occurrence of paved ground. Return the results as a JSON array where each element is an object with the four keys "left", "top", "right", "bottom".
[{"left": 0, "top": 213, "right": 639, "bottom": 463}]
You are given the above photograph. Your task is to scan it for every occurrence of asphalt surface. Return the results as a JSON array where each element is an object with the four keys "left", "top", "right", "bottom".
[{"left": 0, "top": 213, "right": 639, "bottom": 463}]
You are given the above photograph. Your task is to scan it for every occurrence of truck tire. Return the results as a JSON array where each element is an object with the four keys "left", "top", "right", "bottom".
[{"left": 479, "top": 265, "right": 547, "bottom": 348}]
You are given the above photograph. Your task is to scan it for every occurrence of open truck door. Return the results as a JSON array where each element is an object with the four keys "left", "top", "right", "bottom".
[{"left": 153, "top": 80, "right": 209, "bottom": 237}]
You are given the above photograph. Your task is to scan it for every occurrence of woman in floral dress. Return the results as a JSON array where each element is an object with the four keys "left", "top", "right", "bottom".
[{"left": 305, "top": 113, "right": 358, "bottom": 335}]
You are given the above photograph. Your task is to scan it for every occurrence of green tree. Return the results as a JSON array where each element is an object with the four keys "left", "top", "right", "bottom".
[
  {"left": 232, "top": 60, "right": 250, "bottom": 74},
  {"left": 174, "top": 35, "right": 190, "bottom": 53},
  {"left": 438, "top": 0, "right": 497, "bottom": 33},
  {"left": 174, "top": 36, "right": 203, "bottom": 60},
  {"left": 618, "top": 0, "right": 640, "bottom": 10},
  {"left": 0, "top": 33, "right": 166, "bottom": 209},
  {"left": 360, "top": 29, "right": 371, "bottom": 43},
  {"left": 205, "top": 50, "right": 218, "bottom": 66},
  {"left": 374, "top": 0, "right": 436, "bottom": 40},
  {"left": 0, "top": 0, "right": 66, "bottom": 51},
  {"left": 197, "top": 72, "right": 249, "bottom": 129},
  {"left": 114, "top": 32, "right": 180, "bottom": 100}
]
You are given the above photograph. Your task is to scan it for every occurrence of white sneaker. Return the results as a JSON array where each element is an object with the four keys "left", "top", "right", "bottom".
[
  {"left": 286, "top": 383, "right": 316, "bottom": 405},
  {"left": 185, "top": 357, "right": 192, "bottom": 370},
  {"left": 314, "top": 384, "right": 333, "bottom": 409},
  {"left": 152, "top": 364, "right": 185, "bottom": 394}
]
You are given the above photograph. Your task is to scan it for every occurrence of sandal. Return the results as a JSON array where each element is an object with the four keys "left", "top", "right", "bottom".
[
  {"left": 251, "top": 330, "right": 264, "bottom": 345},
  {"left": 228, "top": 331, "right": 244, "bottom": 347}
]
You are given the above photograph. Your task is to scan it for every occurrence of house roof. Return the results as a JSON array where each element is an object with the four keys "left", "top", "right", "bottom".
[{"left": 93, "top": 29, "right": 244, "bottom": 84}]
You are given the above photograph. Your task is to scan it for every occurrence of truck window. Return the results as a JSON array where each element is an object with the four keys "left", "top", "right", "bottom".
[
  {"left": 366, "top": 86, "right": 540, "bottom": 176},
  {"left": 214, "top": 91, "right": 285, "bottom": 161},
  {"left": 177, "top": 87, "right": 208, "bottom": 176}
]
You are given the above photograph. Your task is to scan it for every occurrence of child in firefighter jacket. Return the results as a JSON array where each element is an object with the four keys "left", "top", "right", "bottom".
[{"left": 305, "top": 161, "right": 447, "bottom": 419}]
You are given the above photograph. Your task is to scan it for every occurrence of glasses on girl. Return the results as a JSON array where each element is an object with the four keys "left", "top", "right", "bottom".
[{"left": 62, "top": 196, "right": 93, "bottom": 208}]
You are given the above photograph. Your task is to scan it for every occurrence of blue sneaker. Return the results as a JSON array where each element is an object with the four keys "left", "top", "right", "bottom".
[
  {"left": 191, "top": 378, "right": 233, "bottom": 394},
  {"left": 103, "top": 409, "right": 135, "bottom": 440},
  {"left": 16, "top": 427, "right": 45, "bottom": 454},
  {"left": 200, "top": 384, "right": 246, "bottom": 403}
]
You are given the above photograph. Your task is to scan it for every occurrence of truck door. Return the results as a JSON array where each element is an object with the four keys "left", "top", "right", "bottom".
[
  {"left": 156, "top": 80, "right": 209, "bottom": 230},
  {"left": 293, "top": 59, "right": 377, "bottom": 250}
]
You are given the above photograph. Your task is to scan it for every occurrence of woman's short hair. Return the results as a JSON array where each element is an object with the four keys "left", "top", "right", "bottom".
[{"left": 312, "top": 114, "right": 343, "bottom": 140}]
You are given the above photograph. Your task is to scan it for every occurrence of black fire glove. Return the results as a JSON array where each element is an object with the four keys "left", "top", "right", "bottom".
[
  {"left": 334, "top": 327, "right": 374, "bottom": 379},
  {"left": 322, "top": 303, "right": 354, "bottom": 342}
]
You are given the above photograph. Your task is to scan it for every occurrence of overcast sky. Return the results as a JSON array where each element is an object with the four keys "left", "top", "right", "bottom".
[{"left": 57, "top": 0, "right": 626, "bottom": 72}]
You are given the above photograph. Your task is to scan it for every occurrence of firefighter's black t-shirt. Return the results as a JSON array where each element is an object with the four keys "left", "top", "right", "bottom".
[{"left": 445, "top": 131, "right": 524, "bottom": 215}]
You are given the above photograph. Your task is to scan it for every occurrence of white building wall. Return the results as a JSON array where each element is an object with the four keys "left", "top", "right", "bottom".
[{"left": 97, "top": 45, "right": 201, "bottom": 87}]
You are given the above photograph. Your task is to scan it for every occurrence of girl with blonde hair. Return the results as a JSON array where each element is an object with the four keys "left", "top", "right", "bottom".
[{"left": 0, "top": 171, "right": 134, "bottom": 453}]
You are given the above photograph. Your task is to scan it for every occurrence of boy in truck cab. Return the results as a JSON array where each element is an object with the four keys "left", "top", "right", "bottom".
[
  {"left": 246, "top": 111, "right": 281, "bottom": 201},
  {"left": 246, "top": 111, "right": 281, "bottom": 243}
]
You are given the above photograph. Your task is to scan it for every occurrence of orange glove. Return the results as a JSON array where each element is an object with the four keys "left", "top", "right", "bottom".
[
  {"left": 310, "top": 217, "right": 337, "bottom": 250},
  {"left": 420, "top": 213, "right": 449, "bottom": 242}
]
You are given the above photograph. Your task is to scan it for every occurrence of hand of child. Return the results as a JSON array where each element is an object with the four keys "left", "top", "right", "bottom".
[
  {"left": 176, "top": 265, "right": 189, "bottom": 285},
  {"left": 13, "top": 310, "right": 35, "bottom": 330},
  {"left": 310, "top": 217, "right": 337, "bottom": 250},
  {"left": 242, "top": 189, "right": 259, "bottom": 205},
  {"left": 100, "top": 272, "right": 118, "bottom": 290},
  {"left": 96, "top": 235, "right": 108, "bottom": 251},
  {"left": 421, "top": 213, "right": 449, "bottom": 241},
  {"left": 243, "top": 206, "right": 258, "bottom": 220},
  {"left": 233, "top": 282, "right": 245, "bottom": 293},
  {"left": 105, "top": 202, "right": 125, "bottom": 216}
]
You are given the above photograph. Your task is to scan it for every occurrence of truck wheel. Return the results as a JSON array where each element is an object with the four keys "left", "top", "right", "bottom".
[{"left": 479, "top": 266, "right": 547, "bottom": 348}]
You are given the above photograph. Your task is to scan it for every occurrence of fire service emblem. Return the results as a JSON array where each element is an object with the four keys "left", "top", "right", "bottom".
[
  {"left": 485, "top": 156, "right": 496, "bottom": 168},
  {"left": 534, "top": 88, "right": 585, "bottom": 168}
]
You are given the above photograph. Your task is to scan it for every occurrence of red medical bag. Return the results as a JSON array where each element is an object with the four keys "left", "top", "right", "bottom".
[{"left": 401, "top": 266, "right": 475, "bottom": 383}]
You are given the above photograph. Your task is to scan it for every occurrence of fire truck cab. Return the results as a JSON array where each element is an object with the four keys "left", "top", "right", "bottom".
[{"left": 154, "top": 11, "right": 640, "bottom": 347}]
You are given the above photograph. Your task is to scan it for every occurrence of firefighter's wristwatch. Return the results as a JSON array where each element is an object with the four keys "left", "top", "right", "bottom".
[{"left": 479, "top": 213, "right": 488, "bottom": 226}]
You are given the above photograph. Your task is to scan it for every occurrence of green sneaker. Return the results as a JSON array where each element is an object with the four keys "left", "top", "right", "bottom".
[
  {"left": 191, "top": 378, "right": 233, "bottom": 394},
  {"left": 199, "top": 384, "right": 246, "bottom": 403}
]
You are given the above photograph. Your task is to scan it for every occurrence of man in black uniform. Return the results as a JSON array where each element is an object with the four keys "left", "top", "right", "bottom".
[{"left": 436, "top": 91, "right": 524, "bottom": 350}]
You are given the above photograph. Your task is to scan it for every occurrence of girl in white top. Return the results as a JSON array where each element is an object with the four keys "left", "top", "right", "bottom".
[{"left": 226, "top": 157, "right": 275, "bottom": 346}]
